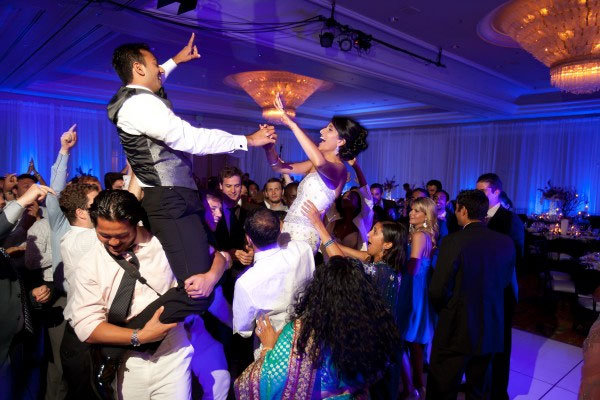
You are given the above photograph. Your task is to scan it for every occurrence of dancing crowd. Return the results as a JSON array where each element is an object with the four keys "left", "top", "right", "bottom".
[{"left": 0, "top": 34, "right": 539, "bottom": 400}]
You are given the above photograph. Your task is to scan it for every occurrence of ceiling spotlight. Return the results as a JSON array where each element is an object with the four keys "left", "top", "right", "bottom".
[
  {"left": 157, "top": 0, "right": 198, "bottom": 15},
  {"left": 338, "top": 35, "right": 353, "bottom": 52},
  {"left": 354, "top": 32, "right": 372, "bottom": 52},
  {"left": 319, "top": 32, "right": 335, "bottom": 48}
]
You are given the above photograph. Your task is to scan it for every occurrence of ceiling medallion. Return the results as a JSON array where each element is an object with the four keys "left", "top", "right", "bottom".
[
  {"left": 493, "top": 0, "right": 600, "bottom": 94},
  {"left": 225, "top": 71, "right": 332, "bottom": 122}
]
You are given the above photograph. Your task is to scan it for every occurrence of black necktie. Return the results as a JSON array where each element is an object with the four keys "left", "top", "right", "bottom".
[
  {"left": 18, "top": 273, "right": 34, "bottom": 334},
  {"left": 107, "top": 250, "right": 140, "bottom": 325}
]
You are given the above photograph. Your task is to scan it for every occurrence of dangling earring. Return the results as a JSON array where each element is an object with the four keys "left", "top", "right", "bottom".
[{"left": 423, "top": 220, "right": 428, "bottom": 228}]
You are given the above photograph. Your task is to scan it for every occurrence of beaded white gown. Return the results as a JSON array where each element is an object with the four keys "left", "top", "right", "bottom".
[{"left": 280, "top": 171, "right": 337, "bottom": 253}]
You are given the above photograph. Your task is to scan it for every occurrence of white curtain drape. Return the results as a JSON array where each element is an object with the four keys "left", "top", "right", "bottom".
[
  {"left": 1, "top": 94, "right": 598, "bottom": 214},
  {"left": 359, "top": 118, "right": 600, "bottom": 214}
]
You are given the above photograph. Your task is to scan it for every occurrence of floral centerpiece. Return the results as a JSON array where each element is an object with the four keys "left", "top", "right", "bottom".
[
  {"left": 538, "top": 180, "right": 585, "bottom": 217},
  {"left": 383, "top": 176, "right": 399, "bottom": 200}
]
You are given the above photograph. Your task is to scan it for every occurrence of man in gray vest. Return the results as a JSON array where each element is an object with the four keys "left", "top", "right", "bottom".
[
  {"left": 96, "top": 35, "right": 276, "bottom": 397},
  {"left": 107, "top": 35, "right": 276, "bottom": 323}
]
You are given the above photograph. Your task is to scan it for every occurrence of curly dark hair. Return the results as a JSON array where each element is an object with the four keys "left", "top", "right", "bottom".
[
  {"left": 332, "top": 116, "right": 368, "bottom": 160},
  {"left": 59, "top": 183, "right": 99, "bottom": 224},
  {"left": 290, "top": 256, "right": 399, "bottom": 384}
]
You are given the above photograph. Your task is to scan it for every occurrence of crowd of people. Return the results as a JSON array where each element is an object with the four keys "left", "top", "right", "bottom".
[{"left": 0, "top": 33, "right": 539, "bottom": 400}]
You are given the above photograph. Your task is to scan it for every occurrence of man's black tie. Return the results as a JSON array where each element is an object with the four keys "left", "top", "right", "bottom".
[
  {"left": 18, "top": 274, "right": 34, "bottom": 334},
  {"left": 107, "top": 250, "right": 140, "bottom": 325}
]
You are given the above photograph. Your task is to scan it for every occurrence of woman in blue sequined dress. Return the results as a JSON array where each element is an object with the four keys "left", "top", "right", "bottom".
[{"left": 263, "top": 94, "right": 368, "bottom": 253}]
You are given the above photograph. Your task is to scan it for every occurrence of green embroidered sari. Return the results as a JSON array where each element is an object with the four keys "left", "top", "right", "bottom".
[{"left": 234, "top": 320, "right": 368, "bottom": 399}]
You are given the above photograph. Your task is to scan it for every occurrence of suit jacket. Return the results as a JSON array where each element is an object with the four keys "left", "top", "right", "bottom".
[
  {"left": 0, "top": 213, "right": 23, "bottom": 365},
  {"left": 373, "top": 199, "right": 397, "bottom": 222},
  {"left": 0, "top": 212, "right": 13, "bottom": 242},
  {"left": 429, "top": 222, "right": 516, "bottom": 355},
  {"left": 487, "top": 206, "right": 524, "bottom": 262},
  {"left": 214, "top": 204, "right": 248, "bottom": 253}
]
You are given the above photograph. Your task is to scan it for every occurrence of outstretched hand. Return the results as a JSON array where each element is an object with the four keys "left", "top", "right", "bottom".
[
  {"left": 301, "top": 200, "right": 323, "bottom": 226},
  {"left": 246, "top": 124, "right": 276, "bottom": 147},
  {"left": 16, "top": 184, "right": 55, "bottom": 208},
  {"left": 173, "top": 33, "right": 201, "bottom": 64},
  {"left": 60, "top": 124, "right": 77, "bottom": 154},
  {"left": 273, "top": 93, "right": 293, "bottom": 126}
]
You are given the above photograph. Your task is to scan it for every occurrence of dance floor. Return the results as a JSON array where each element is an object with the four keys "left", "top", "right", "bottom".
[{"left": 504, "top": 329, "right": 581, "bottom": 399}]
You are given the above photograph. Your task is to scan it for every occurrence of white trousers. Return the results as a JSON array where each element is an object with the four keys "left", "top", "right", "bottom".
[
  {"left": 187, "top": 286, "right": 232, "bottom": 400},
  {"left": 117, "top": 324, "right": 193, "bottom": 400}
]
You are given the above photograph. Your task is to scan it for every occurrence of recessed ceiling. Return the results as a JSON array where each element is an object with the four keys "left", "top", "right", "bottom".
[{"left": 1, "top": 0, "right": 599, "bottom": 129}]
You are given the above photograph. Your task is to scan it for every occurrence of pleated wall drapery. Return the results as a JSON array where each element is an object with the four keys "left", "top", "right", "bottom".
[{"left": 0, "top": 94, "right": 598, "bottom": 214}]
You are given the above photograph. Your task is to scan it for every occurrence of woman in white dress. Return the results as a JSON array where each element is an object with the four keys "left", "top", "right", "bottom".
[{"left": 263, "top": 94, "right": 369, "bottom": 253}]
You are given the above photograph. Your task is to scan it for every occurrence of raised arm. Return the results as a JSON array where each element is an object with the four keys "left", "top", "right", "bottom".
[
  {"left": 263, "top": 142, "right": 313, "bottom": 175},
  {"left": 272, "top": 94, "right": 341, "bottom": 182},
  {"left": 28, "top": 159, "right": 47, "bottom": 186},
  {"left": 348, "top": 158, "right": 367, "bottom": 188},
  {"left": 301, "top": 200, "right": 369, "bottom": 262},
  {"left": 50, "top": 124, "right": 77, "bottom": 193},
  {"left": 118, "top": 95, "right": 276, "bottom": 156}
]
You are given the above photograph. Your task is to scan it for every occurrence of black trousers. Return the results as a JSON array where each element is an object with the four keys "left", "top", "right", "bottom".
[
  {"left": 426, "top": 347, "right": 493, "bottom": 400},
  {"left": 60, "top": 324, "right": 98, "bottom": 400},
  {"left": 491, "top": 302, "right": 514, "bottom": 400},
  {"left": 140, "top": 186, "right": 214, "bottom": 323}
]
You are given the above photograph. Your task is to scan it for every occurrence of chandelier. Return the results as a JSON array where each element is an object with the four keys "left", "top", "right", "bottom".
[
  {"left": 225, "top": 71, "right": 331, "bottom": 122},
  {"left": 494, "top": 0, "right": 600, "bottom": 94}
]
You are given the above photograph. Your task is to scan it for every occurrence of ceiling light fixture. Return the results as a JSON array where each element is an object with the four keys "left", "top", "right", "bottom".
[
  {"left": 494, "top": 0, "right": 600, "bottom": 94},
  {"left": 157, "top": 0, "right": 198, "bottom": 15},
  {"left": 224, "top": 71, "right": 333, "bottom": 122}
]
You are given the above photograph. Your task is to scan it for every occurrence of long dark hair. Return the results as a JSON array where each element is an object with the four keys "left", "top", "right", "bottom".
[
  {"left": 378, "top": 221, "right": 407, "bottom": 272},
  {"left": 290, "top": 256, "right": 399, "bottom": 384}
]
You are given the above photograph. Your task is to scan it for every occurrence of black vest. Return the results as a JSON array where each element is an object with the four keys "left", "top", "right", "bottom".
[{"left": 107, "top": 87, "right": 196, "bottom": 190}]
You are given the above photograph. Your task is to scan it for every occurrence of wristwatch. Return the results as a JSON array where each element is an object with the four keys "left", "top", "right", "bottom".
[{"left": 131, "top": 329, "right": 141, "bottom": 347}]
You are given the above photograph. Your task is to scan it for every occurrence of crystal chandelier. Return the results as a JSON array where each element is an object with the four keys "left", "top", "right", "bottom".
[
  {"left": 494, "top": 0, "right": 600, "bottom": 94},
  {"left": 225, "top": 71, "right": 331, "bottom": 122}
]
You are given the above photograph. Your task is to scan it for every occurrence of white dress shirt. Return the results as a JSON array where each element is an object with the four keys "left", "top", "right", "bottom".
[
  {"left": 66, "top": 227, "right": 178, "bottom": 342},
  {"left": 487, "top": 203, "right": 501, "bottom": 220},
  {"left": 59, "top": 226, "right": 98, "bottom": 296},
  {"left": 25, "top": 218, "right": 53, "bottom": 281},
  {"left": 232, "top": 240, "right": 315, "bottom": 339},
  {"left": 115, "top": 60, "right": 248, "bottom": 188}
]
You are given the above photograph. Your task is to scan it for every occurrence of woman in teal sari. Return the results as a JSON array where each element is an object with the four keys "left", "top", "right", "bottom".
[{"left": 234, "top": 256, "right": 400, "bottom": 399}]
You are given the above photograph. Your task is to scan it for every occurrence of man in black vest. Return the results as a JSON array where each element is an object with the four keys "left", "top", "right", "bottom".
[
  {"left": 476, "top": 173, "right": 524, "bottom": 400},
  {"left": 428, "top": 190, "right": 516, "bottom": 399},
  {"left": 106, "top": 35, "right": 276, "bottom": 323}
]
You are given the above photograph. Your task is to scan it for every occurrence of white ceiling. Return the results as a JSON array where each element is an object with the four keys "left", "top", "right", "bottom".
[{"left": 1, "top": 0, "right": 599, "bottom": 129}]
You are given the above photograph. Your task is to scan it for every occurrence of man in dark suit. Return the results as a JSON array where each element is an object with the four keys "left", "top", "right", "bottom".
[
  {"left": 0, "top": 184, "right": 53, "bottom": 400},
  {"left": 428, "top": 190, "right": 516, "bottom": 399},
  {"left": 477, "top": 173, "right": 524, "bottom": 400},
  {"left": 214, "top": 166, "right": 253, "bottom": 280},
  {"left": 370, "top": 183, "right": 397, "bottom": 222},
  {"left": 213, "top": 166, "right": 255, "bottom": 384}
]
